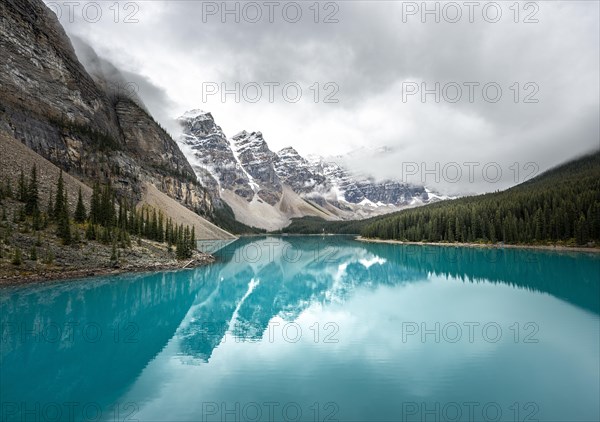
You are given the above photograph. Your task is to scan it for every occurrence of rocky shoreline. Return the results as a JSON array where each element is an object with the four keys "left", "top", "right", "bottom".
[
  {"left": 355, "top": 236, "right": 600, "bottom": 254},
  {"left": 0, "top": 251, "right": 215, "bottom": 286}
]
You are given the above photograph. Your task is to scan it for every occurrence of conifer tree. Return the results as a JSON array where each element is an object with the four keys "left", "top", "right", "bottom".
[
  {"left": 32, "top": 207, "right": 41, "bottom": 231},
  {"left": 86, "top": 223, "right": 96, "bottom": 240},
  {"left": 25, "top": 164, "right": 39, "bottom": 215},
  {"left": 74, "top": 187, "right": 87, "bottom": 223},
  {"left": 151, "top": 209, "right": 158, "bottom": 240},
  {"left": 176, "top": 224, "right": 185, "bottom": 259},
  {"left": 157, "top": 212, "right": 164, "bottom": 243},
  {"left": 128, "top": 202, "right": 136, "bottom": 232},
  {"left": 90, "top": 182, "right": 101, "bottom": 224},
  {"left": 166, "top": 218, "right": 173, "bottom": 245},
  {"left": 111, "top": 239, "right": 118, "bottom": 264},
  {"left": 54, "top": 171, "right": 65, "bottom": 219},
  {"left": 47, "top": 187, "right": 54, "bottom": 220},
  {"left": 18, "top": 170, "right": 26, "bottom": 202},
  {"left": 56, "top": 186, "right": 71, "bottom": 245}
]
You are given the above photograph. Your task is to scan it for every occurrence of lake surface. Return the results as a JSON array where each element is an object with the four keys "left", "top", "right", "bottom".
[{"left": 1, "top": 236, "right": 599, "bottom": 421}]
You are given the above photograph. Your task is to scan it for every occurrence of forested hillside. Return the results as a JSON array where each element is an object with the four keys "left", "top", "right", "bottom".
[{"left": 361, "top": 152, "right": 600, "bottom": 245}]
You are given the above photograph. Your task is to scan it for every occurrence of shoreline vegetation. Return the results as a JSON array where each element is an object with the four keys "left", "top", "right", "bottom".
[
  {"left": 0, "top": 162, "right": 210, "bottom": 287},
  {"left": 356, "top": 236, "right": 600, "bottom": 254},
  {"left": 0, "top": 251, "right": 214, "bottom": 287}
]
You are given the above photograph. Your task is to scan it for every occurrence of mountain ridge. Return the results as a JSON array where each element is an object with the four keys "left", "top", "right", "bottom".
[{"left": 176, "top": 110, "right": 448, "bottom": 230}]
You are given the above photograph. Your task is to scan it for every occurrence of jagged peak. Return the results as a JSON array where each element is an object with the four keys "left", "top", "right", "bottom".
[
  {"left": 178, "top": 109, "right": 213, "bottom": 121},
  {"left": 232, "top": 130, "right": 264, "bottom": 140},
  {"left": 232, "top": 130, "right": 250, "bottom": 139},
  {"left": 278, "top": 146, "right": 300, "bottom": 156}
]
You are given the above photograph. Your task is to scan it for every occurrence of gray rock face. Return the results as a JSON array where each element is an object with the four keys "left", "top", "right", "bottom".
[
  {"left": 177, "top": 111, "right": 254, "bottom": 201},
  {"left": 0, "top": 0, "right": 119, "bottom": 139},
  {"left": 0, "top": 0, "right": 214, "bottom": 216},
  {"left": 356, "top": 179, "right": 428, "bottom": 205},
  {"left": 231, "top": 131, "right": 282, "bottom": 205},
  {"left": 274, "top": 147, "right": 327, "bottom": 194},
  {"left": 115, "top": 100, "right": 213, "bottom": 213},
  {"left": 319, "top": 160, "right": 366, "bottom": 203}
]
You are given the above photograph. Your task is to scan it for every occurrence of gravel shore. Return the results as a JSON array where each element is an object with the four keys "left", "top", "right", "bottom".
[{"left": 355, "top": 236, "right": 600, "bottom": 254}]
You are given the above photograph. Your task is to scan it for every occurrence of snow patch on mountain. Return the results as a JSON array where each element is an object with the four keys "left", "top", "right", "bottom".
[{"left": 229, "top": 134, "right": 259, "bottom": 193}]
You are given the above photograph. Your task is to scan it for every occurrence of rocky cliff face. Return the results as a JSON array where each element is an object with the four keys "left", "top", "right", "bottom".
[
  {"left": 274, "top": 147, "right": 327, "bottom": 194},
  {"left": 0, "top": 0, "right": 118, "bottom": 139},
  {"left": 0, "top": 0, "right": 213, "bottom": 216},
  {"left": 177, "top": 110, "right": 253, "bottom": 202},
  {"left": 231, "top": 131, "right": 282, "bottom": 205},
  {"left": 114, "top": 100, "right": 213, "bottom": 213},
  {"left": 357, "top": 179, "right": 428, "bottom": 205},
  {"left": 319, "top": 160, "right": 366, "bottom": 204}
]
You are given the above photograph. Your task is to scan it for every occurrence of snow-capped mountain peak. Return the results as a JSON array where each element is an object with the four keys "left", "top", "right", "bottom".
[
  {"left": 230, "top": 130, "right": 282, "bottom": 205},
  {"left": 278, "top": 146, "right": 301, "bottom": 156},
  {"left": 232, "top": 131, "right": 268, "bottom": 151},
  {"left": 178, "top": 109, "right": 212, "bottom": 121}
]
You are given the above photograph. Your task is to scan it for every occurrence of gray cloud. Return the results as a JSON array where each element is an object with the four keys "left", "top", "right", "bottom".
[{"left": 49, "top": 0, "right": 599, "bottom": 194}]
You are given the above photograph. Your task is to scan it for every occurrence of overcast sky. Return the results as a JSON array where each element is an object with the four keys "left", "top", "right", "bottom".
[{"left": 48, "top": 0, "right": 599, "bottom": 194}]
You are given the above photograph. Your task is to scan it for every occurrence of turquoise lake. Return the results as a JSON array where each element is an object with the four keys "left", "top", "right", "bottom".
[{"left": 1, "top": 236, "right": 599, "bottom": 421}]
